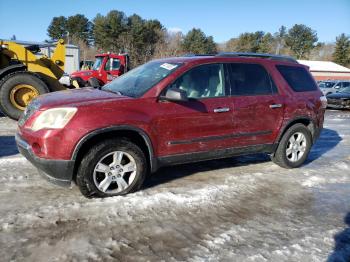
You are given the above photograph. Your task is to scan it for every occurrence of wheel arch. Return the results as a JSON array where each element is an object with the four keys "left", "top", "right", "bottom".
[
  {"left": 276, "top": 116, "right": 317, "bottom": 145},
  {"left": 71, "top": 126, "right": 157, "bottom": 181},
  {"left": 0, "top": 64, "right": 27, "bottom": 83}
]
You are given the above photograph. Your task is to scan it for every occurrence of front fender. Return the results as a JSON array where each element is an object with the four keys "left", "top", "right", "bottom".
[
  {"left": 71, "top": 125, "right": 157, "bottom": 172},
  {"left": 0, "top": 64, "right": 26, "bottom": 80}
]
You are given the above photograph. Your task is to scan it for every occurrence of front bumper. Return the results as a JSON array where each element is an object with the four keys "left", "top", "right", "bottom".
[
  {"left": 327, "top": 99, "right": 350, "bottom": 109},
  {"left": 15, "top": 133, "right": 75, "bottom": 187}
]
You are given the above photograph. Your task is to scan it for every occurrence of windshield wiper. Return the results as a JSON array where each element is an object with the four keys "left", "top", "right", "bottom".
[
  {"left": 114, "top": 91, "right": 123, "bottom": 95},
  {"left": 101, "top": 88, "right": 123, "bottom": 96}
]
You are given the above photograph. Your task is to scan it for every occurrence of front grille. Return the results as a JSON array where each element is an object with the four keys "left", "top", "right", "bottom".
[
  {"left": 18, "top": 99, "right": 40, "bottom": 126},
  {"left": 327, "top": 98, "right": 341, "bottom": 104}
]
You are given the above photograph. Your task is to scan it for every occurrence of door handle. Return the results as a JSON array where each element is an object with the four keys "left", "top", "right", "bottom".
[
  {"left": 269, "top": 104, "right": 283, "bottom": 109},
  {"left": 214, "top": 107, "right": 230, "bottom": 113}
]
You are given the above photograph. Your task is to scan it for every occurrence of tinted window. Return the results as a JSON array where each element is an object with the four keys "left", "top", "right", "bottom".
[
  {"left": 229, "top": 63, "right": 273, "bottom": 96},
  {"left": 105, "top": 58, "right": 120, "bottom": 71},
  {"left": 334, "top": 82, "right": 342, "bottom": 88},
  {"left": 318, "top": 81, "right": 336, "bottom": 88},
  {"left": 277, "top": 65, "right": 317, "bottom": 92},
  {"left": 340, "top": 87, "right": 350, "bottom": 93},
  {"left": 342, "top": 82, "right": 350, "bottom": 88},
  {"left": 172, "top": 64, "right": 225, "bottom": 99}
]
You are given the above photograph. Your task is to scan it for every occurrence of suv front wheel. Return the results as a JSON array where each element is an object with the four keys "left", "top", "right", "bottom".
[
  {"left": 271, "top": 124, "right": 312, "bottom": 168},
  {"left": 77, "top": 138, "right": 147, "bottom": 198}
]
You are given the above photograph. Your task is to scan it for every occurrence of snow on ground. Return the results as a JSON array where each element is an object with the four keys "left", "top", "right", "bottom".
[{"left": 0, "top": 110, "right": 349, "bottom": 261}]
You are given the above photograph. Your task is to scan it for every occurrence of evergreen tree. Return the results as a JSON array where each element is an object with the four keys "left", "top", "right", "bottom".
[
  {"left": 92, "top": 14, "right": 108, "bottom": 48},
  {"left": 285, "top": 24, "right": 318, "bottom": 59},
  {"left": 182, "top": 28, "right": 217, "bottom": 54},
  {"left": 258, "top": 33, "right": 274, "bottom": 53},
  {"left": 92, "top": 10, "right": 163, "bottom": 66},
  {"left": 66, "top": 14, "right": 92, "bottom": 44},
  {"left": 233, "top": 31, "right": 272, "bottom": 53},
  {"left": 333, "top": 33, "right": 350, "bottom": 66},
  {"left": 47, "top": 16, "right": 67, "bottom": 40}
]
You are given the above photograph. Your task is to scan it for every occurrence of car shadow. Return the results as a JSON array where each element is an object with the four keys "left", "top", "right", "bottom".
[
  {"left": 306, "top": 128, "right": 342, "bottom": 163},
  {"left": 143, "top": 153, "right": 270, "bottom": 190},
  {"left": 0, "top": 136, "right": 19, "bottom": 157},
  {"left": 144, "top": 127, "right": 341, "bottom": 190},
  {"left": 328, "top": 212, "right": 350, "bottom": 262}
]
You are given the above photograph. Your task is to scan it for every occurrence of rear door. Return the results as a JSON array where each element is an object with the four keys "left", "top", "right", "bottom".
[
  {"left": 227, "top": 63, "right": 284, "bottom": 147},
  {"left": 154, "top": 63, "right": 235, "bottom": 156}
]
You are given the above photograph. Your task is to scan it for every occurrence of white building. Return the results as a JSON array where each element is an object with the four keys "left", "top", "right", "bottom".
[
  {"left": 12, "top": 40, "right": 80, "bottom": 74},
  {"left": 298, "top": 60, "right": 350, "bottom": 81}
]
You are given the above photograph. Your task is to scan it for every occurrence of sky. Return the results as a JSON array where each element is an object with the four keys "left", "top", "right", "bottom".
[{"left": 0, "top": 0, "right": 349, "bottom": 43}]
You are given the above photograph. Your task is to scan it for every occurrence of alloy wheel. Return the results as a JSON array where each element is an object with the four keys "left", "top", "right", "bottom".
[{"left": 93, "top": 151, "right": 137, "bottom": 194}]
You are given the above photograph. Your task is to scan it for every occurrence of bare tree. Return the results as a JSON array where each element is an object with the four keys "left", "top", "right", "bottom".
[{"left": 153, "top": 30, "right": 185, "bottom": 59}]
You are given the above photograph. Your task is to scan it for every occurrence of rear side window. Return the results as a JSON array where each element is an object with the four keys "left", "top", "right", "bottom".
[
  {"left": 228, "top": 63, "right": 274, "bottom": 96},
  {"left": 342, "top": 82, "right": 350, "bottom": 88},
  {"left": 277, "top": 65, "right": 317, "bottom": 92}
]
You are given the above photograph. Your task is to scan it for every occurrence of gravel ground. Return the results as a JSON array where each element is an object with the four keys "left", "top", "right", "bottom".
[{"left": 0, "top": 110, "right": 349, "bottom": 262}]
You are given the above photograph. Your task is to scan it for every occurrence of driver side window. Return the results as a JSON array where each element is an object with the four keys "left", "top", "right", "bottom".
[
  {"left": 172, "top": 64, "right": 225, "bottom": 99},
  {"left": 104, "top": 58, "right": 120, "bottom": 71}
]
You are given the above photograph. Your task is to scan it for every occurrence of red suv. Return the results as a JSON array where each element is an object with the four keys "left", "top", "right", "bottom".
[{"left": 16, "top": 53, "right": 327, "bottom": 198}]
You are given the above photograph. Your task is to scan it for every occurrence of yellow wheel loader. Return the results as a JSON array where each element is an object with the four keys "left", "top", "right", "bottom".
[{"left": 0, "top": 39, "right": 67, "bottom": 120}]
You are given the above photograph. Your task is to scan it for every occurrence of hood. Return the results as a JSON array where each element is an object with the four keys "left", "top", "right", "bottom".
[
  {"left": 35, "top": 88, "right": 129, "bottom": 109},
  {"left": 327, "top": 92, "right": 350, "bottom": 99}
]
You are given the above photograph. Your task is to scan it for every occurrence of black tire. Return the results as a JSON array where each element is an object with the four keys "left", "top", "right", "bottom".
[
  {"left": 87, "top": 77, "right": 101, "bottom": 88},
  {"left": 71, "top": 77, "right": 86, "bottom": 88},
  {"left": 76, "top": 138, "right": 147, "bottom": 198},
  {"left": 271, "top": 124, "right": 312, "bottom": 169},
  {"left": 0, "top": 71, "right": 49, "bottom": 120}
]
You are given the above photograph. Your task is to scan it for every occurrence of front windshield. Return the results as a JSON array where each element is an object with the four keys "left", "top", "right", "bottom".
[
  {"left": 340, "top": 87, "right": 350, "bottom": 93},
  {"left": 319, "top": 81, "right": 335, "bottom": 88},
  {"left": 92, "top": 57, "right": 104, "bottom": 70},
  {"left": 102, "top": 61, "right": 182, "bottom": 98}
]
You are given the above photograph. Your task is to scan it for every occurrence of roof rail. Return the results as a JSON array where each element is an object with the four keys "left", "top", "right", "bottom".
[
  {"left": 216, "top": 52, "right": 298, "bottom": 63},
  {"left": 183, "top": 53, "right": 215, "bottom": 57}
]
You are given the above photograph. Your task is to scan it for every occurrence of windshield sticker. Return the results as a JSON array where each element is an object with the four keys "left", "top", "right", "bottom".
[{"left": 160, "top": 63, "right": 178, "bottom": 70}]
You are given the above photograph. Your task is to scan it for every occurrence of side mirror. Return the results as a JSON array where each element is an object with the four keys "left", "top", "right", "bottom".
[
  {"left": 162, "top": 87, "right": 188, "bottom": 102},
  {"left": 334, "top": 85, "right": 340, "bottom": 89}
]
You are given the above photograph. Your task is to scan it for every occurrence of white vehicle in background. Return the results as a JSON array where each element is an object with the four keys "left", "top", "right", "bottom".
[{"left": 319, "top": 80, "right": 350, "bottom": 96}]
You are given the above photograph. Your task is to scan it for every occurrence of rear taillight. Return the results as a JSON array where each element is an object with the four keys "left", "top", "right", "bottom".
[{"left": 320, "top": 95, "right": 327, "bottom": 109}]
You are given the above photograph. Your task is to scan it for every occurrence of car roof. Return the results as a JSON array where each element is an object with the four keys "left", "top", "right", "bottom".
[{"left": 153, "top": 53, "right": 299, "bottom": 67}]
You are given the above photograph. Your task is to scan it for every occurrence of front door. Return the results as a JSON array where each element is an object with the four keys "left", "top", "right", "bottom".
[
  {"left": 154, "top": 63, "right": 235, "bottom": 157},
  {"left": 103, "top": 57, "right": 121, "bottom": 83}
]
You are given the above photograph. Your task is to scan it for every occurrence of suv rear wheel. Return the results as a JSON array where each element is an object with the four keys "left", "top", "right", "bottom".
[
  {"left": 271, "top": 124, "right": 312, "bottom": 168},
  {"left": 76, "top": 138, "right": 147, "bottom": 198}
]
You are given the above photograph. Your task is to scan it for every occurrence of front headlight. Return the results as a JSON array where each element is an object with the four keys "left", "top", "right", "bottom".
[
  {"left": 31, "top": 107, "right": 77, "bottom": 131},
  {"left": 320, "top": 95, "right": 328, "bottom": 109}
]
